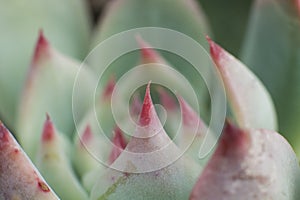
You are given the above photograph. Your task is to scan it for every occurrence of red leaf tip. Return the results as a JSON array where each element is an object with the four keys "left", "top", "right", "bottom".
[
  {"left": 42, "top": 114, "right": 55, "bottom": 142},
  {"left": 157, "top": 87, "right": 177, "bottom": 111},
  {"left": 217, "top": 120, "right": 250, "bottom": 156},
  {"left": 206, "top": 36, "right": 223, "bottom": 62},
  {"left": 0, "top": 121, "right": 10, "bottom": 143},
  {"left": 102, "top": 75, "right": 116, "bottom": 100},
  {"left": 136, "top": 35, "right": 162, "bottom": 64},
  {"left": 139, "top": 82, "right": 154, "bottom": 126},
  {"left": 177, "top": 95, "right": 200, "bottom": 127},
  {"left": 109, "top": 126, "right": 127, "bottom": 164},
  {"left": 296, "top": 0, "right": 300, "bottom": 16},
  {"left": 33, "top": 30, "right": 50, "bottom": 64},
  {"left": 80, "top": 125, "right": 93, "bottom": 146}
]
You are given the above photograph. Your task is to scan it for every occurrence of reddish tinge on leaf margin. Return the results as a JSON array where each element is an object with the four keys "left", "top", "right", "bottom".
[
  {"left": 0, "top": 121, "right": 58, "bottom": 199},
  {"left": 207, "top": 36, "right": 277, "bottom": 130},
  {"left": 190, "top": 120, "right": 300, "bottom": 200}
]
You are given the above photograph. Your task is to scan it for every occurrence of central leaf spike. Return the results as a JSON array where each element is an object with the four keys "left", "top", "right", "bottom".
[
  {"left": 125, "top": 82, "right": 170, "bottom": 153},
  {"left": 139, "top": 82, "right": 153, "bottom": 126}
]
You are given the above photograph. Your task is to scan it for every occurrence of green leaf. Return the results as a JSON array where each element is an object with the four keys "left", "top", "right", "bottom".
[
  {"left": 0, "top": 121, "right": 59, "bottom": 200},
  {"left": 16, "top": 33, "right": 96, "bottom": 159},
  {"left": 0, "top": 0, "right": 91, "bottom": 128},
  {"left": 241, "top": 0, "right": 300, "bottom": 155},
  {"left": 88, "top": 0, "right": 212, "bottom": 120},
  {"left": 208, "top": 38, "right": 277, "bottom": 130},
  {"left": 36, "top": 116, "right": 89, "bottom": 200},
  {"left": 190, "top": 121, "right": 300, "bottom": 200}
]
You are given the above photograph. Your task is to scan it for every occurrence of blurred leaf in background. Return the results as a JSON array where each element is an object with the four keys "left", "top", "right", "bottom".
[
  {"left": 199, "top": 0, "right": 253, "bottom": 55},
  {"left": 241, "top": 0, "right": 300, "bottom": 155}
]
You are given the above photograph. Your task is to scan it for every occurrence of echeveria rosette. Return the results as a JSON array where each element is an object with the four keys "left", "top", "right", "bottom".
[
  {"left": 241, "top": 0, "right": 300, "bottom": 154},
  {"left": 0, "top": 121, "right": 59, "bottom": 200},
  {"left": 0, "top": 0, "right": 91, "bottom": 128},
  {"left": 16, "top": 32, "right": 97, "bottom": 159},
  {"left": 36, "top": 115, "right": 89, "bottom": 200},
  {"left": 91, "top": 83, "right": 201, "bottom": 200}
]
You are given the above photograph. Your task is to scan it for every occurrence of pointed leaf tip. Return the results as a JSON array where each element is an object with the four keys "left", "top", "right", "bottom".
[
  {"left": 102, "top": 75, "right": 116, "bottom": 100},
  {"left": 157, "top": 87, "right": 177, "bottom": 111},
  {"left": 109, "top": 126, "right": 127, "bottom": 164},
  {"left": 206, "top": 36, "right": 223, "bottom": 63},
  {"left": 33, "top": 30, "right": 50, "bottom": 64},
  {"left": 296, "top": 0, "right": 300, "bottom": 16},
  {"left": 80, "top": 125, "right": 93, "bottom": 146},
  {"left": 139, "top": 82, "right": 153, "bottom": 126},
  {"left": 136, "top": 36, "right": 163, "bottom": 64},
  {"left": 42, "top": 115, "right": 55, "bottom": 142},
  {"left": 208, "top": 39, "right": 277, "bottom": 130},
  {"left": 0, "top": 121, "right": 9, "bottom": 143},
  {"left": 177, "top": 95, "right": 199, "bottom": 127}
]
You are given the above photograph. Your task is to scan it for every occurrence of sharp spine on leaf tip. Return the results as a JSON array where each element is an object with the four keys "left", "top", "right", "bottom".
[
  {"left": 139, "top": 82, "right": 153, "bottom": 126},
  {"left": 177, "top": 95, "right": 200, "bottom": 127},
  {"left": 80, "top": 125, "right": 93, "bottom": 147},
  {"left": 157, "top": 87, "right": 177, "bottom": 111},
  {"left": 32, "top": 30, "right": 50, "bottom": 65},
  {"left": 206, "top": 36, "right": 223, "bottom": 64},
  {"left": 102, "top": 75, "right": 116, "bottom": 101},
  {"left": 42, "top": 114, "right": 55, "bottom": 142}
]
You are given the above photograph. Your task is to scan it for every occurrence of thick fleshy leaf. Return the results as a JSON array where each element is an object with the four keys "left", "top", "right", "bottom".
[
  {"left": 208, "top": 37, "right": 277, "bottom": 130},
  {"left": 0, "top": 121, "right": 58, "bottom": 200},
  {"left": 82, "top": 126, "right": 127, "bottom": 193},
  {"left": 74, "top": 75, "right": 116, "bottom": 141},
  {"left": 241, "top": 0, "right": 300, "bottom": 155},
  {"left": 0, "top": 0, "right": 91, "bottom": 128},
  {"left": 16, "top": 32, "right": 96, "bottom": 159},
  {"left": 36, "top": 116, "right": 89, "bottom": 200},
  {"left": 91, "top": 83, "right": 201, "bottom": 200},
  {"left": 190, "top": 121, "right": 300, "bottom": 200},
  {"left": 72, "top": 125, "right": 105, "bottom": 178},
  {"left": 177, "top": 95, "right": 212, "bottom": 165},
  {"left": 157, "top": 87, "right": 180, "bottom": 139}
]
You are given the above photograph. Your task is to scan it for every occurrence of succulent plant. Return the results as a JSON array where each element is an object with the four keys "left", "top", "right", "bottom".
[{"left": 0, "top": 0, "right": 300, "bottom": 199}]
